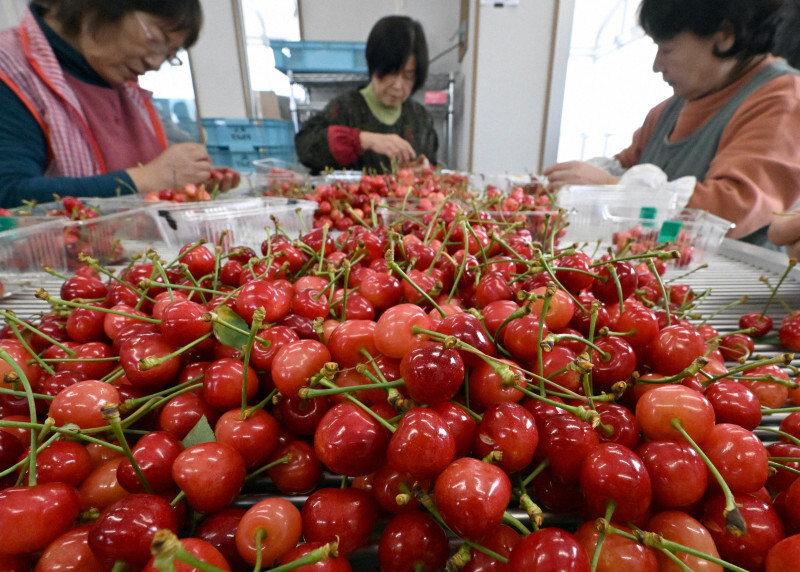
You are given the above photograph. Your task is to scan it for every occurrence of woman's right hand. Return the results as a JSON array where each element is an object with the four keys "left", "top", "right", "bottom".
[
  {"left": 768, "top": 211, "right": 800, "bottom": 259},
  {"left": 126, "top": 142, "right": 212, "bottom": 193},
  {"left": 359, "top": 131, "right": 416, "bottom": 165}
]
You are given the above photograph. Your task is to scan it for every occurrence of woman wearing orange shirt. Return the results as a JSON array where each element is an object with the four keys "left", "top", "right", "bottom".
[{"left": 544, "top": 0, "right": 800, "bottom": 247}]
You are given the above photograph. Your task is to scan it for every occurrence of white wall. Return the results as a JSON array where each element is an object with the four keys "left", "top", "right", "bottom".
[{"left": 0, "top": 0, "right": 26, "bottom": 30}]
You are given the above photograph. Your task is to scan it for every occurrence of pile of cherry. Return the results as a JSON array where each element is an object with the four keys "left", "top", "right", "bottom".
[{"left": 2, "top": 197, "right": 800, "bottom": 572}]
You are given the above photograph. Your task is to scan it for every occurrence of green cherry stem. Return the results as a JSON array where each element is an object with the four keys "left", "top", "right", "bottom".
[
  {"left": 670, "top": 418, "right": 745, "bottom": 536},
  {"left": 0, "top": 348, "right": 39, "bottom": 485},
  {"left": 150, "top": 529, "right": 228, "bottom": 572},
  {"left": 103, "top": 403, "right": 153, "bottom": 494}
]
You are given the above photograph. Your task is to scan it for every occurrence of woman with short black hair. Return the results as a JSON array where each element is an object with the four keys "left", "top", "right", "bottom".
[
  {"left": 295, "top": 15, "right": 439, "bottom": 174},
  {"left": 545, "top": 0, "right": 800, "bottom": 248},
  {"left": 0, "top": 0, "right": 236, "bottom": 208}
]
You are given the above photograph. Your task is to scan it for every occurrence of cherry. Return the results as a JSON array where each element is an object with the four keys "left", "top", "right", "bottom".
[
  {"left": 636, "top": 440, "right": 707, "bottom": 509},
  {"left": 574, "top": 521, "right": 658, "bottom": 572},
  {"left": 234, "top": 279, "right": 292, "bottom": 325},
  {"left": 300, "top": 487, "right": 380, "bottom": 555},
  {"left": 278, "top": 541, "right": 353, "bottom": 571},
  {"left": 645, "top": 324, "right": 707, "bottom": 376},
  {"left": 610, "top": 300, "right": 659, "bottom": 347},
  {"left": 467, "top": 357, "right": 526, "bottom": 409},
  {"left": 171, "top": 442, "right": 247, "bottom": 515},
  {"left": 314, "top": 402, "right": 391, "bottom": 477},
  {"left": 377, "top": 510, "right": 450, "bottom": 572},
  {"left": 538, "top": 413, "right": 601, "bottom": 485},
  {"left": 387, "top": 406, "right": 456, "bottom": 480},
  {"left": 474, "top": 271, "right": 514, "bottom": 308},
  {"left": 0, "top": 482, "right": 81, "bottom": 556},
  {"left": 326, "top": 319, "right": 377, "bottom": 368},
  {"left": 435, "top": 311, "right": 496, "bottom": 367},
  {"left": 266, "top": 439, "right": 323, "bottom": 495},
  {"left": 34, "top": 523, "right": 105, "bottom": 572},
  {"left": 702, "top": 492, "right": 786, "bottom": 572},
  {"left": 704, "top": 379, "right": 762, "bottom": 430},
  {"left": 700, "top": 423, "right": 769, "bottom": 494},
  {"left": 473, "top": 401, "right": 539, "bottom": 473},
  {"left": 554, "top": 251, "right": 594, "bottom": 294},
  {"left": 739, "top": 312, "right": 773, "bottom": 338},
  {"left": 373, "top": 303, "right": 432, "bottom": 360},
  {"left": 507, "top": 527, "right": 591, "bottom": 571},
  {"left": 399, "top": 341, "right": 465, "bottom": 405},
  {"left": 158, "top": 389, "right": 220, "bottom": 440},
  {"left": 60, "top": 274, "right": 108, "bottom": 301},
  {"left": 533, "top": 344, "right": 581, "bottom": 392},
  {"left": 738, "top": 364, "right": 791, "bottom": 409},
  {"left": 202, "top": 357, "right": 259, "bottom": 411},
  {"left": 273, "top": 393, "right": 330, "bottom": 436},
  {"left": 433, "top": 457, "right": 512, "bottom": 540},
  {"left": 29, "top": 439, "right": 92, "bottom": 488},
  {"left": 178, "top": 243, "right": 216, "bottom": 279},
  {"left": 647, "top": 510, "right": 721, "bottom": 572},
  {"left": 77, "top": 456, "right": 128, "bottom": 512},
  {"left": 766, "top": 442, "right": 800, "bottom": 493},
  {"left": 430, "top": 400, "right": 478, "bottom": 458},
  {"left": 481, "top": 299, "right": 520, "bottom": 338},
  {"left": 460, "top": 524, "right": 521, "bottom": 572},
  {"left": 766, "top": 534, "right": 800, "bottom": 571},
  {"left": 195, "top": 507, "right": 250, "bottom": 572},
  {"left": 718, "top": 332, "right": 755, "bottom": 362},
  {"left": 142, "top": 537, "right": 232, "bottom": 572},
  {"left": 271, "top": 339, "right": 332, "bottom": 397},
  {"left": 214, "top": 408, "right": 280, "bottom": 470},
  {"left": 358, "top": 269, "right": 403, "bottom": 311},
  {"left": 592, "top": 261, "right": 637, "bottom": 304},
  {"left": 88, "top": 493, "right": 179, "bottom": 567},
  {"left": 160, "top": 298, "right": 213, "bottom": 347},
  {"left": 119, "top": 333, "right": 181, "bottom": 392},
  {"left": 248, "top": 324, "right": 299, "bottom": 371},
  {"left": 116, "top": 430, "right": 183, "bottom": 494},
  {"left": 635, "top": 384, "right": 715, "bottom": 444},
  {"left": 235, "top": 497, "right": 303, "bottom": 567},
  {"left": 49, "top": 379, "right": 122, "bottom": 429},
  {"left": 369, "top": 463, "right": 428, "bottom": 514},
  {"left": 65, "top": 302, "right": 108, "bottom": 344},
  {"left": 502, "top": 313, "right": 549, "bottom": 362},
  {"left": 590, "top": 335, "right": 637, "bottom": 390}
]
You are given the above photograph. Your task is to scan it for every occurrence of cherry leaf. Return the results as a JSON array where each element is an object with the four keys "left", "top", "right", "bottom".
[
  {"left": 212, "top": 304, "right": 250, "bottom": 349},
  {"left": 181, "top": 415, "right": 216, "bottom": 448}
]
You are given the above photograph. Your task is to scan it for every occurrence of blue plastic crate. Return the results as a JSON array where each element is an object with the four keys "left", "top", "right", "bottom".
[
  {"left": 270, "top": 40, "right": 367, "bottom": 74},
  {"left": 208, "top": 145, "right": 298, "bottom": 173},
  {"left": 202, "top": 118, "right": 295, "bottom": 152}
]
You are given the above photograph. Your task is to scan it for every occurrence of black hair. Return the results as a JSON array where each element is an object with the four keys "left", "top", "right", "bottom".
[
  {"left": 638, "top": 0, "right": 784, "bottom": 60},
  {"left": 365, "top": 15, "right": 429, "bottom": 93},
  {"left": 31, "top": 0, "right": 203, "bottom": 48}
]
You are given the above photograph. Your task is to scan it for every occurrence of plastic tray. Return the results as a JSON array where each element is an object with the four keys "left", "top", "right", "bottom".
[
  {"left": 555, "top": 184, "right": 682, "bottom": 244},
  {"left": 610, "top": 208, "right": 734, "bottom": 268},
  {"left": 151, "top": 196, "right": 316, "bottom": 253},
  {"left": 0, "top": 205, "right": 162, "bottom": 279},
  {"left": 202, "top": 118, "right": 295, "bottom": 152},
  {"left": 270, "top": 40, "right": 367, "bottom": 74},
  {"left": 251, "top": 158, "right": 310, "bottom": 197}
]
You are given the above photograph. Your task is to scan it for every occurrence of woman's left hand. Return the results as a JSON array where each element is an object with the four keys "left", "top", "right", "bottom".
[{"left": 543, "top": 160, "right": 620, "bottom": 188}]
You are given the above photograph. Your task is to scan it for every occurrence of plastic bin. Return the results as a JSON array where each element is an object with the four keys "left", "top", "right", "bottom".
[
  {"left": 270, "top": 40, "right": 367, "bottom": 74},
  {"left": 251, "top": 158, "right": 310, "bottom": 197},
  {"left": 208, "top": 146, "right": 298, "bottom": 172},
  {"left": 202, "top": 118, "right": 295, "bottom": 152},
  {"left": 610, "top": 208, "right": 734, "bottom": 268},
  {"left": 151, "top": 196, "right": 316, "bottom": 253},
  {"left": 555, "top": 184, "right": 682, "bottom": 244}
]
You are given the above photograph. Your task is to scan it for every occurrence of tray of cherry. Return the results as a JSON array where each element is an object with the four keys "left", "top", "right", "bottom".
[{"left": 0, "top": 221, "right": 799, "bottom": 571}]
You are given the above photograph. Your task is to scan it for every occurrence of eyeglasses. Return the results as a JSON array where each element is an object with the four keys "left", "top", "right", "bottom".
[{"left": 135, "top": 12, "right": 183, "bottom": 67}]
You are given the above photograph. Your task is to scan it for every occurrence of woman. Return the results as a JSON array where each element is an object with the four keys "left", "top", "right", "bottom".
[
  {"left": 544, "top": 0, "right": 800, "bottom": 247},
  {"left": 0, "top": 0, "right": 232, "bottom": 208},
  {"left": 294, "top": 15, "right": 439, "bottom": 174}
]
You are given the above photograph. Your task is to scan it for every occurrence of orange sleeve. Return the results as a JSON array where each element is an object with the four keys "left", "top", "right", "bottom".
[{"left": 687, "top": 74, "right": 800, "bottom": 238}]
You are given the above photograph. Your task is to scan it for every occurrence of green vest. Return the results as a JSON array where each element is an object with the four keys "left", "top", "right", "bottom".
[{"left": 639, "top": 60, "right": 798, "bottom": 246}]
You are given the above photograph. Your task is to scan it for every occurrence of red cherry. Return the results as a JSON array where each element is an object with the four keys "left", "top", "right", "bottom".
[
  {"left": 387, "top": 407, "right": 456, "bottom": 480},
  {"left": 704, "top": 379, "right": 762, "bottom": 430},
  {"left": 49, "top": 379, "right": 122, "bottom": 429},
  {"left": 235, "top": 497, "right": 302, "bottom": 567},
  {"left": 433, "top": 457, "right": 512, "bottom": 540},
  {"left": 739, "top": 312, "right": 773, "bottom": 338},
  {"left": 29, "top": 439, "right": 92, "bottom": 488},
  {"left": 116, "top": 430, "right": 183, "bottom": 494},
  {"left": 314, "top": 402, "right": 390, "bottom": 476},
  {"left": 377, "top": 510, "right": 450, "bottom": 572},
  {"left": 171, "top": 442, "right": 246, "bottom": 515},
  {"left": 636, "top": 440, "right": 707, "bottom": 509},
  {"left": 373, "top": 303, "right": 431, "bottom": 359},
  {"left": 574, "top": 520, "right": 658, "bottom": 572},
  {"left": 35, "top": 523, "right": 104, "bottom": 572},
  {"left": 538, "top": 413, "right": 601, "bottom": 485},
  {"left": 473, "top": 401, "right": 538, "bottom": 473},
  {"left": 266, "top": 439, "right": 323, "bottom": 495},
  {"left": 326, "top": 319, "right": 377, "bottom": 368},
  {"left": 700, "top": 423, "right": 769, "bottom": 494},
  {"left": 195, "top": 507, "right": 249, "bottom": 571},
  {"left": 399, "top": 341, "right": 465, "bottom": 405},
  {"left": 278, "top": 541, "right": 353, "bottom": 571},
  {"left": 300, "top": 487, "right": 379, "bottom": 555},
  {"left": 202, "top": 357, "right": 259, "bottom": 411},
  {"left": 635, "top": 385, "right": 715, "bottom": 444},
  {"left": 766, "top": 534, "right": 800, "bottom": 571},
  {"left": 647, "top": 510, "right": 721, "bottom": 572},
  {"left": 142, "top": 537, "right": 232, "bottom": 572},
  {"left": 118, "top": 333, "right": 181, "bottom": 392},
  {"left": 88, "top": 493, "right": 179, "bottom": 567},
  {"left": 507, "top": 527, "right": 590, "bottom": 571},
  {"left": 0, "top": 482, "right": 81, "bottom": 556},
  {"left": 271, "top": 339, "right": 332, "bottom": 397},
  {"left": 645, "top": 324, "right": 707, "bottom": 376}
]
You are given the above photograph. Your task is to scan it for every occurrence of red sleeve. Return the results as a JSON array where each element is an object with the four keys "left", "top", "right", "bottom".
[{"left": 327, "top": 125, "right": 362, "bottom": 166}]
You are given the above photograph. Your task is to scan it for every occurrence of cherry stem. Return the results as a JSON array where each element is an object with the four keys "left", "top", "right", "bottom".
[
  {"left": 519, "top": 493, "right": 544, "bottom": 531},
  {"left": 646, "top": 258, "right": 672, "bottom": 327},
  {"left": 695, "top": 296, "right": 748, "bottom": 328},
  {"left": 0, "top": 349, "right": 40, "bottom": 485},
  {"left": 670, "top": 418, "right": 745, "bottom": 536},
  {"left": 759, "top": 258, "right": 797, "bottom": 317},
  {"left": 590, "top": 501, "right": 616, "bottom": 572},
  {"left": 2, "top": 432, "right": 58, "bottom": 484},
  {"left": 0, "top": 308, "right": 71, "bottom": 366},
  {"left": 245, "top": 453, "right": 291, "bottom": 483},
  {"left": 103, "top": 403, "right": 153, "bottom": 494},
  {"left": 240, "top": 308, "right": 264, "bottom": 412},
  {"left": 34, "top": 290, "right": 161, "bottom": 323},
  {"left": 386, "top": 259, "right": 446, "bottom": 318},
  {"left": 757, "top": 426, "right": 800, "bottom": 446},
  {"left": 138, "top": 332, "right": 215, "bottom": 371},
  {"left": 313, "top": 375, "right": 397, "bottom": 433},
  {"left": 501, "top": 510, "right": 531, "bottom": 536},
  {"left": 268, "top": 540, "right": 340, "bottom": 572},
  {"left": 150, "top": 529, "right": 228, "bottom": 572},
  {"left": 300, "top": 379, "right": 405, "bottom": 399}
]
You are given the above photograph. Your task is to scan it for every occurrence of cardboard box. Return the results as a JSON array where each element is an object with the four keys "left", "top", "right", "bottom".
[{"left": 257, "top": 91, "right": 292, "bottom": 121}]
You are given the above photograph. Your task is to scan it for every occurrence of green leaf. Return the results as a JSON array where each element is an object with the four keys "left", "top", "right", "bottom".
[
  {"left": 181, "top": 415, "right": 216, "bottom": 448},
  {"left": 212, "top": 305, "right": 250, "bottom": 349}
]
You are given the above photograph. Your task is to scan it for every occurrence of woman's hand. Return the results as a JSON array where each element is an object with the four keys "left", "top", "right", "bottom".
[
  {"left": 768, "top": 211, "right": 800, "bottom": 259},
  {"left": 359, "top": 132, "right": 416, "bottom": 165},
  {"left": 126, "top": 142, "right": 212, "bottom": 193},
  {"left": 543, "top": 160, "right": 620, "bottom": 188}
]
